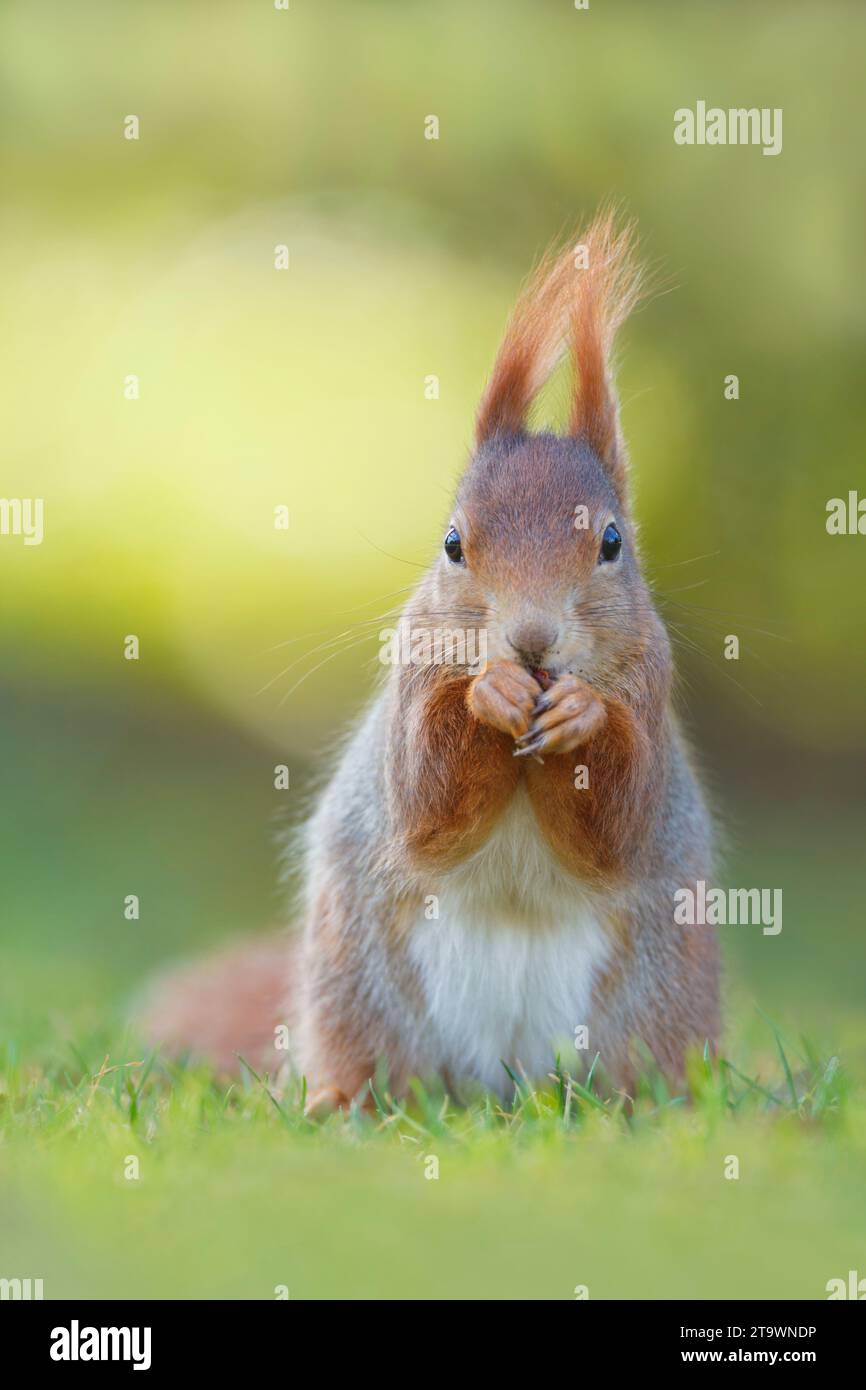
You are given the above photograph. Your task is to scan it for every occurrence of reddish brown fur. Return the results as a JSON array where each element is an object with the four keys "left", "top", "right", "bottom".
[
  {"left": 138, "top": 210, "right": 719, "bottom": 1105},
  {"left": 476, "top": 207, "right": 645, "bottom": 497},
  {"left": 525, "top": 686, "right": 665, "bottom": 884},
  {"left": 137, "top": 932, "right": 297, "bottom": 1077},
  {"left": 388, "top": 669, "right": 521, "bottom": 871}
]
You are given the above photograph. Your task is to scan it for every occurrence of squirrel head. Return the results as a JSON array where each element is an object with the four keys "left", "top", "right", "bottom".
[{"left": 423, "top": 209, "right": 664, "bottom": 690}]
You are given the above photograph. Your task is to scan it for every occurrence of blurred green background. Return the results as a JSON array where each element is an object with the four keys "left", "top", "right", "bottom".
[{"left": 1, "top": 0, "right": 864, "bottom": 1300}]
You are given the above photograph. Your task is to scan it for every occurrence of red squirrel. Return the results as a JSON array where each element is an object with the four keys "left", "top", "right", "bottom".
[{"left": 140, "top": 210, "right": 720, "bottom": 1109}]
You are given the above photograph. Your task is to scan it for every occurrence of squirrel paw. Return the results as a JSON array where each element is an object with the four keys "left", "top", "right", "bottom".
[
  {"left": 514, "top": 674, "right": 606, "bottom": 757},
  {"left": 467, "top": 658, "right": 540, "bottom": 739},
  {"left": 304, "top": 1086, "right": 350, "bottom": 1119}
]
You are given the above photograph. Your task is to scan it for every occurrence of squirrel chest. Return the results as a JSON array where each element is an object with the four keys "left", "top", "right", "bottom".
[{"left": 406, "top": 784, "right": 611, "bottom": 1094}]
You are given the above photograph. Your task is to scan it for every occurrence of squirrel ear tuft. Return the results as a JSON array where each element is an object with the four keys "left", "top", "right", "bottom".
[
  {"left": 567, "top": 208, "right": 644, "bottom": 497},
  {"left": 474, "top": 238, "right": 575, "bottom": 447},
  {"left": 475, "top": 206, "right": 647, "bottom": 499}
]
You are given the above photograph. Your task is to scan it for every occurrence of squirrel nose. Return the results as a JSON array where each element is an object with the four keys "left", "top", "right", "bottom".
[{"left": 507, "top": 620, "right": 558, "bottom": 666}]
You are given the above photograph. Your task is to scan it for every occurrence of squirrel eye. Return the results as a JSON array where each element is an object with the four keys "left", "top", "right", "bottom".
[
  {"left": 444, "top": 526, "right": 463, "bottom": 564},
  {"left": 599, "top": 523, "right": 622, "bottom": 563}
]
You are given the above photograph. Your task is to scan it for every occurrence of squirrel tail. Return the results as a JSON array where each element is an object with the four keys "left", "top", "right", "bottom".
[{"left": 133, "top": 931, "right": 297, "bottom": 1077}]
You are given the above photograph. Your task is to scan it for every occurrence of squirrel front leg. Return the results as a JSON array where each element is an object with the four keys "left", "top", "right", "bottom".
[
  {"left": 388, "top": 659, "right": 538, "bottom": 871},
  {"left": 517, "top": 672, "right": 665, "bottom": 880},
  {"left": 300, "top": 660, "right": 538, "bottom": 1112},
  {"left": 513, "top": 672, "right": 607, "bottom": 758}
]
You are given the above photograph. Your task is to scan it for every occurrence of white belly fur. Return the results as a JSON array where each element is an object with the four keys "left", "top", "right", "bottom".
[{"left": 408, "top": 786, "right": 610, "bottom": 1094}]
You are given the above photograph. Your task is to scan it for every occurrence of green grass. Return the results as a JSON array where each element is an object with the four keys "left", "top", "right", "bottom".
[
  {"left": 1, "top": 0, "right": 864, "bottom": 1305},
  {"left": 1, "top": 1013, "right": 863, "bottom": 1301},
  {"left": 1, "top": 701, "right": 863, "bottom": 1300}
]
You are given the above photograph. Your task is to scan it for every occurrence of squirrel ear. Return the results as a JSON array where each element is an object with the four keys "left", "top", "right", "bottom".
[
  {"left": 475, "top": 208, "right": 646, "bottom": 501},
  {"left": 475, "top": 239, "right": 574, "bottom": 447},
  {"left": 567, "top": 210, "right": 644, "bottom": 500}
]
